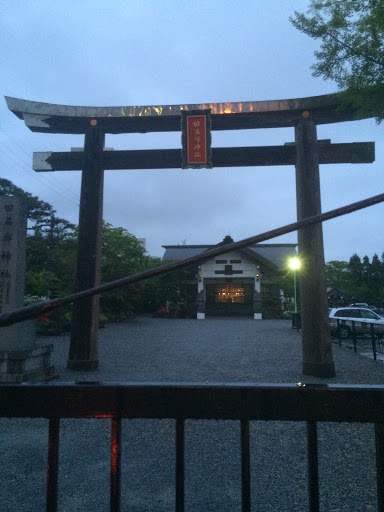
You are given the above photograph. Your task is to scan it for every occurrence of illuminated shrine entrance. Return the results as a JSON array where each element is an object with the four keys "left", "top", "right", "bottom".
[{"left": 206, "top": 280, "right": 254, "bottom": 316}]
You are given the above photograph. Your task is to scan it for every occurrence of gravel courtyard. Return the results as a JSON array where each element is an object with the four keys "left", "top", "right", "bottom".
[{"left": 1, "top": 317, "right": 384, "bottom": 511}]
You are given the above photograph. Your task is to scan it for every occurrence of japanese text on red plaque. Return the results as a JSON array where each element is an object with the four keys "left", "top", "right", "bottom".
[{"left": 186, "top": 115, "right": 207, "bottom": 164}]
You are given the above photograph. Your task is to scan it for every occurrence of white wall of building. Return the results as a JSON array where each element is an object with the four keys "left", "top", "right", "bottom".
[{"left": 198, "top": 250, "right": 261, "bottom": 293}]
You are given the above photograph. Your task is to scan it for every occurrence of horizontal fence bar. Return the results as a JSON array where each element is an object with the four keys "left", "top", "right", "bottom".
[
  {"left": 2, "top": 383, "right": 384, "bottom": 423},
  {"left": 1, "top": 191, "right": 384, "bottom": 328}
]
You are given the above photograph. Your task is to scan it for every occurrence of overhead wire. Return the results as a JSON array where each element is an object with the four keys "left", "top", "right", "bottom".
[
  {"left": 1, "top": 127, "right": 151, "bottom": 235},
  {"left": 0, "top": 127, "right": 81, "bottom": 202},
  {"left": 0, "top": 127, "right": 80, "bottom": 208}
]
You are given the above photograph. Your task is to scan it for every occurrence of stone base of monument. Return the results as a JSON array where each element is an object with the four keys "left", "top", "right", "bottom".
[
  {"left": 0, "top": 344, "right": 56, "bottom": 383},
  {"left": 0, "top": 320, "right": 56, "bottom": 382}
]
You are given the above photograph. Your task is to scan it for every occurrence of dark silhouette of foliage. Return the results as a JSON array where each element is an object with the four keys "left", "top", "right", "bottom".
[
  {"left": 326, "top": 252, "right": 384, "bottom": 306},
  {"left": 291, "top": 0, "right": 384, "bottom": 121}
]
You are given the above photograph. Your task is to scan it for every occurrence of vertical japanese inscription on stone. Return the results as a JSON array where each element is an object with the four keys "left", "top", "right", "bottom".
[
  {"left": 0, "top": 196, "right": 53, "bottom": 379},
  {"left": 0, "top": 196, "right": 27, "bottom": 316}
]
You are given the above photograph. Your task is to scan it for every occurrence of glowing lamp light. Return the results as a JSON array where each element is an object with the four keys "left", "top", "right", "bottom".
[
  {"left": 288, "top": 257, "right": 300, "bottom": 271},
  {"left": 288, "top": 257, "right": 301, "bottom": 314}
]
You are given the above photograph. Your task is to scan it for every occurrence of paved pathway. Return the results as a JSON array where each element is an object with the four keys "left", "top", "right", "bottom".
[{"left": 1, "top": 317, "right": 384, "bottom": 511}]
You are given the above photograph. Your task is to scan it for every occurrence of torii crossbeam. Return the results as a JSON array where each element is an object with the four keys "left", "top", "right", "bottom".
[
  {"left": 5, "top": 93, "right": 376, "bottom": 377},
  {"left": 5, "top": 92, "right": 367, "bottom": 133}
]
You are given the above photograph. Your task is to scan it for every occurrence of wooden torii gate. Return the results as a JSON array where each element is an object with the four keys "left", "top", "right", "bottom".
[{"left": 5, "top": 93, "right": 375, "bottom": 378}]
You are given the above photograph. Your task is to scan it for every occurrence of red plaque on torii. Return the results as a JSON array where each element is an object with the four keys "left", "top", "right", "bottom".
[
  {"left": 181, "top": 109, "right": 212, "bottom": 169},
  {"left": 187, "top": 115, "right": 207, "bottom": 164}
]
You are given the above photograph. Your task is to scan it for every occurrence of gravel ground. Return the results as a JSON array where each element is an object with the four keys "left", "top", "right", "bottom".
[{"left": 1, "top": 316, "right": 384, "bottom": 512}]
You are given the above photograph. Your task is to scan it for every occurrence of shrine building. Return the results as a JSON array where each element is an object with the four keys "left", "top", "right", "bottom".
[{"left": 162, "top": 236, "right": 297, "bottom": 319}]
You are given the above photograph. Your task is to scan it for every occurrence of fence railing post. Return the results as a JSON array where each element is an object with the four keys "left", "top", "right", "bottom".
[
  {"left": 307, "top": 420, "right": 320, "bottom": 512},
  {"left": 241, "top": 419, "right": 251, "bottom": 512},
  {"left": 336, "top": 319, "right": 342, "bottom": 346},
  {"left": 110, "top": 417, "right": 122, "bottom": 512},
  {"left": 371, "top": 323, "right": 377, "bottom": 361},
  {"left": 376, "top": 423, "right": 384, "bottom": 512},
  {"left": 175, "top": 418, "right": 185, "bottom": 512},
  {"left": 352, "top": 321, "right": 357, "bottom": 352},
  {"left": 46, "top": 418, "right": 60, "bottom": 512}
]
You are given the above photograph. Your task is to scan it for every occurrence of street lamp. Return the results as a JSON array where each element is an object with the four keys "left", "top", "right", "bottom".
[{"left": 288, "top": 257, "right": 300, "bottom": 313}]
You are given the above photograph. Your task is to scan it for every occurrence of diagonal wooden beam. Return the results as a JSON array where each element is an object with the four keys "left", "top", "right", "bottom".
[{"left": 1, "top": 191, "right": 383, "bottom": 328}]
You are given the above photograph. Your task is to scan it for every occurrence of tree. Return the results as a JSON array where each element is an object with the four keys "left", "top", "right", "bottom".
[
  {"left": 291, "top": 0, "right": 384, "bottom": 121},
  {"left": 27, "top": 217, "right": 77, "bottom": 292},
  {"left": 347, "top": 253, "right": 366, "bottom": 301},
  {"left": 326, "top": 253, "right": 384, "bottom": 306},
  {"left": 141, "top": 260, "right": 195, "bottom": 315},
  {"left": 0, "top": 178, "right": 55, "bottom": 226},
  {"left": 367, "top": 253, "right": 384, "bottom": 302},
  {"left": 100, "top": 222, "right": 149, "bottom": 321},
  {"left": 325, "top": 260, "right": 349, "bottom": 289},
  {"left": 0, "top": 179, "right": 77, "bottom": 298},
  {"left": 3, "top": 179, "right": 197, "bottom": 323},
  {"left": 0, "top": 179, "right": 78, "bottom": 332}
]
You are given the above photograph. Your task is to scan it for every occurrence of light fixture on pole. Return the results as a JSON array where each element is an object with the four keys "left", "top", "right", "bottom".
[{"left": 288, "top": 257, "right": 300, "bottom": 313}]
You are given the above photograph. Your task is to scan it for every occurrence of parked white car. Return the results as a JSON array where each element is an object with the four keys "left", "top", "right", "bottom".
[{"left": 329, "top": 307, "right": 384, "bottom": 339}]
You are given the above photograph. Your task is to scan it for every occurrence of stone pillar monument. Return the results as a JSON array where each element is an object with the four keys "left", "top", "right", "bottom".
[{"left": 0, "top": 196, "right": 55, "bottom": 382}]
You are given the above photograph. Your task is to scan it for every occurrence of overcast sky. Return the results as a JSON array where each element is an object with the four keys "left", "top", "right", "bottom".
[{"left": 1, "top": 0, "right": 383, "bottom": 263}]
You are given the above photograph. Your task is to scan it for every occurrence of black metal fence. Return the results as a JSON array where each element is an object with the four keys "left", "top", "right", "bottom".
[
  {"left": 2, "top": 382, "right": 384, "bottom": 512},
  {"left": 333, "top": 318, "right": 384, "bottom": 360}
]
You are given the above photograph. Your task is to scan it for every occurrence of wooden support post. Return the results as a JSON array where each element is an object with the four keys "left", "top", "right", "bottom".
[
  {"left": 67, "top": 125, "right": 105, "bottom": 370},
  {"left": 295, "top": 116, "right": 336, "bottom": 378}
]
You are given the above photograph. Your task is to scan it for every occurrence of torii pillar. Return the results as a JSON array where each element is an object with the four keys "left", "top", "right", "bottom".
[
  {"left": 295, "top": 114, "right": 335, "bottom": 377},
  {"left": 67, "top": 124, "right": 105, "bottom": 370}
]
